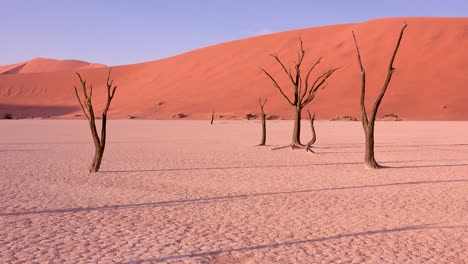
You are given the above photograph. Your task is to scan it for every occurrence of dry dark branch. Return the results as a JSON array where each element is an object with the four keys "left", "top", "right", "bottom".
[
  {"left": 305, "top": 110, "right": 316, "bottom": 153},
  {"left": 258, "top": 98, "right": 268, "bottom": 146},
  {"left": 352, "top": 31, "right": 369, "bottom": 127},
  {"left": 353, "top": 23, "right": 407, "bottom": 169},
  {"left": 261, "top": 38, "right": 338, "bottom": 148},
  {"left": 74, "top": 68, "right": 117, "bottom": 172},
  {"left": 260, "top": 68, "right": 294, "bottom": 106}
]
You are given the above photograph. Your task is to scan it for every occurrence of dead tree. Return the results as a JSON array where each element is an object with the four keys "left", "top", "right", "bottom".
[
  {"left": 305, "top": 109, "right": 316, "bottom": 153},
  {"left": 74, "top": 68, "right": 117, "bottom": 172},
  {"left": 261, "top": 38, "right": 338, "bottom": 150},
  {"left": 210, "top": 111, "right": 215, "bottom": 124},
  {"left": 352, "top": 23, "right": 407, "bottom": 169},
  {"left": 258, "top": 98, "right": 267, "bottom": 146}
]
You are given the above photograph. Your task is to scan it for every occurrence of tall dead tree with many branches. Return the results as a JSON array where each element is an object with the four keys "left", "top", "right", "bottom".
[
  {"left": 261, "top": 38, "right": 339, "bottom": 149},
  {"left": 74, "top": 69, "right": 117, "bottom": 172},
  {"left": 258, "top": 98, "right": 267, "bottom": 146},
  {"left": 352, "top": 23, "right": 407, "bottom": 169}
]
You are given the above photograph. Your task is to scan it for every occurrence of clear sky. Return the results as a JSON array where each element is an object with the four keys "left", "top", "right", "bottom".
[{"left": 2, "top": 0, "right": 467, "bottom": 66}]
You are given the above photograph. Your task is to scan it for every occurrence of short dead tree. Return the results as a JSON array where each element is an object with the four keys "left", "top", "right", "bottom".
[
  {"left": 352, "top": 23, "right": 407, "bottom": 169},
  {"left": 305, "top": 109, "right": 316, "bottom": 153},
  {"left": 261, "top": 38, "right": 338, "bottom": 150},
  {"left": 258, "top": 98, "right": 267, "bottom": 146},
  {"left": 74, "top": 69, "right": 117, "bottom": 172}
]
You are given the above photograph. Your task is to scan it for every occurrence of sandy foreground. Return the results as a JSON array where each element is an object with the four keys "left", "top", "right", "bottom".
[{"left": 0, "top": 120, "right": 467, "bottom": 263}]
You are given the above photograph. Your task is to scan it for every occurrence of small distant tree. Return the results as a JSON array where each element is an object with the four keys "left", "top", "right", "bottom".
[
  {"left": 210, "top": 111, "right": 215, "bottom": 124},
  {"left": 74, "top": 69, "right": 117, "bottom": 172},
  {"left": 305, "top": 109, "right": 316, "bottom": 153},
  {"left": 352, "top": 23, "right": 407, "bottom": 168},
  {"left": 261, "top": 38, "right": 338, "bottom": 149},
  {"left": 258, "top": 98, "right": 267, "bottom": 146}
]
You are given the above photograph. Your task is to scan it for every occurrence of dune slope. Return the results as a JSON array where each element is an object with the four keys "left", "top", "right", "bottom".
[
  {"left": 0, "top": 17, "right": 467, "bottom": 120},
  {"left": 0, "top": 58, "right": 105, "bottom": 74}
]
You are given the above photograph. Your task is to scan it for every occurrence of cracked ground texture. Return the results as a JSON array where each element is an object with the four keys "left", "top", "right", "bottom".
[{"left": 0, "top": 120, "right": 467, "bottom": 263}]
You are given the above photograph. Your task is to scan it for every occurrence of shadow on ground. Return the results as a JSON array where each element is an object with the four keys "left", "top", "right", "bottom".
[
  {"left": 130, "top": 224, "right": 466, "bottom": 263},
  {"left": 1, "top": 179, "right": 466, "bottom": 217}
]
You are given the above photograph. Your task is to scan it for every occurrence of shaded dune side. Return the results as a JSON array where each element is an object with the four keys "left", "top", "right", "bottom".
[
  {"left": 0, "top": 62, "right": 26, "bottom": 75},
  {"left": 0, "top": 17, "right": 467, "bottom": 120}
]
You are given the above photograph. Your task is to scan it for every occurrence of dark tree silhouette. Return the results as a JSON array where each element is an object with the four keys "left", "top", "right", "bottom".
[
  {"left": 261, "top": 38, "right": 338, "bottom": 150},
  {"left": 210, "top": 111, "right": 215, "bottom": 125},
  {"left": 305, "top": 109, "right": 316, "bottom": 153},
  {"left": 352, "top": 23, "right": 408, "bottom": 169},
  {"left": 258, "top": 98, "right": 267, "bottom": 146},
  {"left": 74, "top": 69, "right": 117, "bottom": 172}
]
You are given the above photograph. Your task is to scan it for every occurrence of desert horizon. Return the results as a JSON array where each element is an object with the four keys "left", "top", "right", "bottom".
[{"left": 1, "top": 17, "right": 468, "bottom": 121}]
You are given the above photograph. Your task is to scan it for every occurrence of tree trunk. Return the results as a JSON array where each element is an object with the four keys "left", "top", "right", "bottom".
[
  {"left": 353, "top": 24, "right": 407, "bottom": 169},
  {"left": 89, "top": 153, "right": 97, "bottom": 172},
  {"left": 260, "top": 113, "right": 266, "bottom": 145},
  {"left": 89, "top": 147, "right": 102, "bottom": 172},
  {"left": 91, "top": 118, "right": 107, "bottom": 172},
  {"left": 93, "top": 147, "right": 104, "bottom": 172},
  {"left": 261, "top": 39, "right": 337, "bottom": 151},
  {"left": 88, "top": 117, "right": 101, "bottom": 172},
  {"left": 75, "top": 69, "right": 117, "bottom": 173},
  {"left": 364, "top": 125, "right": 380, "bottom": 169},
  {"left": 291, "top": 107, "right": 302, "bottom": 145}
]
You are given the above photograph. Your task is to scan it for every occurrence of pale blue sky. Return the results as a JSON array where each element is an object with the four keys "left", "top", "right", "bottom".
[{"left": 1, "top": 0, "right": 467, "bottom": 66}]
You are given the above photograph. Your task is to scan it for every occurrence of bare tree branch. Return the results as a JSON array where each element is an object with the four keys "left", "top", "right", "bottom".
[
  {"left": 262, "top": 38, "right": 338, "bottom": 149},
  {"left": 73, "top": 85, "right": 89, "bottom": 120},
  {"left": 305, "top": 109, "right": 316, "bottom": 153},
  {"left": 369, "top": 23, "right": 408, "bottom": 122},
  {"left": 352, "top": 31, "right": 368, "bottom": 126},
  {"left": 302, "top": 68, "right": 339, "bottom": 106},
  {"left": 270, "top": 54, "right": 295, "bottom": 85},
  {"left": 352, "top": 23, "right": 408, "bottom": 169},
  {"left": 259, "top": 97, "right": 267, "bottom": 108},
  {"left": 302, "top": 57, "right": 322, "bottom": 99},
  {"left": 260, "top": 68, "right": 294, "bottom": 106},
  {"left": 73, "top": 68, "right": 118, "bottom": 172}
]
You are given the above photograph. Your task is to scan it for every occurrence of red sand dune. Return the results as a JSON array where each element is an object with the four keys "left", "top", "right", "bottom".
[
  {"left": 0, "top": 17, "right": 467, "bottom": 120},
  {"left": 0, "top": 58, "right": 106, "bottom": 74}
]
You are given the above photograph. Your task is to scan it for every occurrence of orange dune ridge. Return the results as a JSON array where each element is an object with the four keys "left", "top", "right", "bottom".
[
  {"left": 0, "top": 57, "right": 106, "bottom": 74},
  {"left": 0, "top": 17, "right": 467, "bottom": 120}
]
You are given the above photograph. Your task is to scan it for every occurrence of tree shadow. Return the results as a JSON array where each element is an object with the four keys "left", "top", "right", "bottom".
[
  {"left": 391, "top": 163, "right": 468, "bottom": 169},
  {"left": 132, "top": 224, "right": 466, "bottom": 263},
  {"left": 0, "top": 104, "right": 79, "bottom": 119},
  {"left": 381, "top": 143, "right": 468, "bottom": 148},
  {"left": 0, "top": 140, "right": 140, "bottom": 145},
  {"left": 0, "top": 149, "right": 47, "bottom": 152},
  {"left": 312, "top": 142, "right": 468, "bottom": 154},
  {"left": 1, "top": 179, "right": 466, "bottom": 217},
  {"left": 318, "top": 150, "right": 419, "bottom": 154},
  {"left": 101, "top": 162, "right": 361, "bottom": 173},
  {"left": 317, "top": 143, "right": 468, "bottom": 148},
  {"left": 102, "top": 159, "right": 467, "bottom": 173}
]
